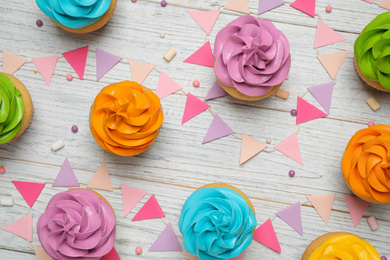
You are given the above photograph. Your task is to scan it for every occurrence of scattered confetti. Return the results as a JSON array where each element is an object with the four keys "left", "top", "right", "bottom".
[
  {"left": 71, "top": 125, "right": 78, "bottom": 133},
  {"left": 368, "top": 121, "right": 375, "bottom": 127},
  {"left": 326, "top": 5, "right": 332, "bottom": 13},
  {"left": 51, "top": 139, "right": 64, "bottom": 151},
  {"left": 0, "top": 197, "right": 14, "bottom": 206},
  {"left": 36, "top": 19, "right": 43, "bottom": 27},
  {"left": 66, "top": 74, "right": 73, "bottom": 81},
  {"left": 275, "top": 89, "right": 289, "bottom": 100},
  {"left": 161, "top": 0, "right": 167, "bottom": 7},
  {"left": 160, "top": 33, "right": 165, "bottom": 38},
  {"left": 289, "top": 170, "right": 295, "bottom": 177},
  {"left": 290, "top": 109, "right": 297, "bottom": 116},
  {"left": 367, "top": 216, "right": 379, "bottom": 231},
  {"left": 366, "top": 97, "right": 381, "bottom": 111},
  {"left": 266, "top": 138, "right": 271, "bottom": 144},
  {"left": 193, "top": 80, "right": 200, "bottom": 87},
  {"left": 136, "top": 247, "right": 142, "bottom": 255},
  {"left": 0, "top": 166, "right": 5, "bottom": 174},
  {"left": 163, "top": 47, "right": 176, "bottom": 62},
  {"left": 382, "top": 256, "right": 387, "bottom": 260},
  {"left": 131, "top": 0, "right": 137, "bottom": 2}
]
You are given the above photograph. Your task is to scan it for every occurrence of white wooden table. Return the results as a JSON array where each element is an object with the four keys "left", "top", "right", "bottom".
[{"left": 1, "top": 0, "right": 390, "bottom": 259}]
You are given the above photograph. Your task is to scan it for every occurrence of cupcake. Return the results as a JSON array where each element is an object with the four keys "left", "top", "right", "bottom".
[
  {"left": 354, "top": 11, "right": 390, "bottom": 92},
  {"left": 35, "top": 0, "right": 117, "bottom": 33},
  {"left": 342, "top": 125, "right": 390, "bottom": 203},
  {"left": 37, "top": 189, "right": 116, "bottom": 260},
  {"left": 302, "top": 232, "right": 381, "bottom": 260},
  {"left": 213, "top": 15, "right": 291, "bottom": 101},
  {"left": 179, "top": 183, "right": 257, "bottom": 260},
  {"left": 0, "top": 73, "right": 33, "bottom": 144},
  {"left": 89, "top": 81, "right": 163, "bottom": 156}
]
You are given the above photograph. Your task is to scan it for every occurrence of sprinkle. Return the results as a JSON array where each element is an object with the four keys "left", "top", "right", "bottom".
[
  {"left": 367, "top": 216, "right": 379, "bottom": 231},
  {"left": 326, "top": 5, "right": 332, "bottom": 13},
  {"left": 135, "top": 247, "right": 142, "bottom": 255},
  {"left": 161, "top": 0, "right": 167, "bottom": 7},
  {"left": 368, "top": 121, "right": 375, "bottom": 127},
  {"left": 266, "top": 138, "right": 271, "bottom": 144},
  {"left": 1, "top": 197, "right": 14, "bottom": 206},
  {"left": 193, "top": 80, "right": 200, "bottom": 88},
  {"left": 164, "top": 47, "right": 176, "bottom": 62},
  {"left": 0, "top": 167, "right": 5, "bottom": 174},
  {"left": 66, "top": 74, "right": 73, "bottom": 81},
  {"left": 131, "top": 0, "right": 137, "bottom": 2},
  {"left": 290, "top": 109, "right": 297, "bottom": 116},
  {"left": 52, "top": 139, "right": 65, "bottom": 151},
  {"left": 160, "top": 33, "right": 165, "bottom": 38},
  {"left": 289, "top": 170, "right": 295, "bottom": 177},
  {"left": 71, "top": 125, "right": 78, "bottom": 133},
  {"left": 382, "top": 257, "right": 387, "bottom": 260},
  {"left": 275, "top": 89, "right": 290, "bottom": 100},
  {"left": 366, "top": 97, "right": 381, "bottom": 111},
  {"left": 36, "top": 20, "right": 43, "bottom": 27}
]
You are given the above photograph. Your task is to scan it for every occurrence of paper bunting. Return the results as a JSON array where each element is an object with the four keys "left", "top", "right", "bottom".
[
  {"left": 2, "top": 214, "right": 32, "bottom": 241},
  {"left": 379, "top": 0, "right": 390, "bottom": 9},
  {"left": 344, "top": 195, "right": 370, "bottom": 228},
  {"left": 258, "top": 0, "right": 284, "bottom": 14},
  {"left": 96, "top": 48, "right": 122, "bottom": 80},
  {"left": 32, "top": 56, "right": 58, "bottom": 86},
  {"left": 121, "top": 184, "right": 147, "bottom": 218},
  {"left": 34, "top": 247, "right": 52, "bottom": 260},
  {"left": 276, "top": 202, "right": 303, "bottom": 236},
  {"left": 296, "top": 96, "right": 327, "bottom": 124},
  {"left": 363, "top": 0, "right": 373, "bottom": 3},
  {"left": 187, "top": 10, "right": 220, "bottom": 35},
  {"left": 149, "top": 223, "right": 182, "bottom": 251},
  {"left": 253, "top": 219, "right": 281, "bottom": 253},
  {"left": 314, "top": 20, "right": 346, "bottom": 48},
  {"left": 182, "top": 93, "right": 210, "bottom": 124},
  {"left": 2, "top": 50, "right": 27, "bottom": 75},
  {"left": 307, "top": 193, "right": 335, "bottom": 224},
  {"left": 62, "top": 46, "right": 88, "bottom": 80},
  {"left": 203, "top": 114, "right": 234, "bottom": 143},
  {"left": 275, "top": 133, "right": 303, "bottom": 165},
  {"left": 132, "top": 195, "right": 165, "bottom": 221},
  {"left": 101, "top": 247, "right": 120, "bottom": 260},
  {"left": 290, "top": 0, "right": 316, "bottom": 17},
  {"left": 155, "top": 71, "right": 182, "bottom": 99},
  {"left": 224, "top": 0, "right": 250, "bottom": 14},
  {"left": 87, "top": 159, "right": 113, "bottom": 191},
  {"left": 53, "top": 158, "right": 79, "bottom": 187},
  {"left": 12, "top": 181, "right": 45, "bottom": 208},
  {"left": 240, "top": 133, "right": 267, "bottom": 165},
  {"left": 129, "top": 60, "right": 155, "bottom": 84},
  {"left": 205, "top": 80, "right": 228, "bottom": 101},
  {"left": 184, "top": 41, "right": 213, "bottom": 67},
  {"left": 317, "top": 50, "right": 350, "bottom": 79},
  {"left": 308, "top": 82, "right": 334, "bottom": 114}
]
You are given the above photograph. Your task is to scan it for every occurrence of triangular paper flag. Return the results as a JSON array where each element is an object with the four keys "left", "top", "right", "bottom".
[
  {"left": 129, "top": 60, "right": 155, "bottom": 84},
  {"left": 344, "top": 195, "right": 370, "bottom": 228},
  {"left": 2, "top": 50, "right": 27, "bottom": 75},
  {"left": 184, "top": 41, "right": 214, "bottom": 67},
  {"left": 317, "top": 50, "right": 350, "bottom": 79},
  {"left": 253, "top": 219, "right": 281, "bottom": 253},
  {"left": 155, "top": 71, "right": 182, "bottom": 99},
  {"left": 182, "top": 93, "right": 210, "bottom": 124},
  {"left": 149, "top": 223, "right": 182, "bottom": 251},
  {"left": 34, "top": 247, "right": 52, "bottom": 260},
  {"left": 307, "top": 193, "right": 335, "bottom": 224},
  {"left": 87, "top": 160, "right": 113, "bottom": 191},
  {"left": 275, "top": 133, "right": 303, "bottom": 165},
  {"left": 205, "top": 80, "right": 228, "bottom": 101},
  {"left": 379, "top": 0, "right": 390, "bottom": 9},
  {"left": 100, "top": 247, "right": 121, "bottom": 260},
  {"left": 240, "top": 133, "right": 267, "bottom": 165},
  {"left": 276, "top": 202, "right": 303, "bottom": 236},
  {"left": 363, "top": 0, "right": 373, "bottom": 3},
  {"left": 290, "top": 0, "right": 316, "bottom": 17},
  {"left": 203, "top": 114, "right": 234, "bottom": 143},
  {"left": 258, "top": 0, "right": 284, "bottom": 14},
  {"left": 96, "top": 48, "right": 122, "bottom": 80},
  {"left": 52, "top": 158, "right": 80, "bottom": 187},
  {"left": 62, "top": 46, "right": 88, "bottom": 80},
  {"left": 225, "top": 0, "right": 250, "bottom": 14},
  {"left": 296, "top": 96, "right": 327, "bottom": 124},
  {"left": 2, "top": 214, "right": 32, "bottom": 241},
  {"left": 314, "top": 20, "right": 346, "bottom": 48},
  {"left": 308, "top": 82, "right": 333, "bottom": 114},
  {"left": 132, "top": 195, "right": 165, "bottom": 221},
  {"left": 121, "top": 184, "right": 147, "bottom": 218},
  {"left": 32, "top": 56, "right": 58, "bottom": 86},
  {"left": 187, "top": 11, "right": 220, "bottom": 35},
  {"left": 12, "top": 181, "right": 45, "bottom": 208}
]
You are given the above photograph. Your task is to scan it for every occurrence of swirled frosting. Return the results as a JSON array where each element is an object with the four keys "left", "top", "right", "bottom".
[
  {"left": 309, "top": 234, "right": 381, "bottom": 259},
  {"left": 178, "top": 186, "right": 257, "bottom": 260},
  {"left": 342, "top": 125, "right": 390, "bottom": 203},
  {"left": 355, "top": 11, "right": 390, "bottom": 89},
  {"left": 214, "top": 15, "right": 291, "bottom": 97},
  {"left": 37, "top": 189, "right": 116, "bottom": 260},
  {"left": 36, "top": 0, "right": 111, "bottom": 29},
  {"left": 0, "top": 73, "right": 24, "bottom": 144},
  {"left": 90, "top": 81, "right": 163, "bottom": 156}
]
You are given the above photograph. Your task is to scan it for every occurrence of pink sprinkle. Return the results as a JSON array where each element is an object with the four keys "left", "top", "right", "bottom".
[
  {"left": 131, "top": 0, "right": 137, "bottom": 2},
  {"left": 193, "top": 80, "right": 200, "bottom": 88},
  {"left": 67, "top": 74, "right": 73, "bottom": 81},
  {"left": 368, "top": 121, "right": 375, "bottom": 127},
  {"left": 367, "top": 216, "right": 379, "bottom": 231},
  {"left": 326, "top": 5, "right": 332, "bottom": 13},
  {"left": 161, "top": 0, "right": 167, "bottom": 7},
  {"left": 36, "top": 20, "right": 43, "bottom": 27},
  {"left": 0, "top": 167, "right": 5, "bottom": 174},
  {"left": 135, "top": 247, "right": 142, "bottom": 255}
]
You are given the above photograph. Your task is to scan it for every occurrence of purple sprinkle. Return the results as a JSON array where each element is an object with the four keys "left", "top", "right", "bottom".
[
  {"left": 290, "top": 109, "right": 297, "bottom": 116},
  {"left": 161, "top": 0, "right": 167, "bottom": 7},
  {"left": 382, "top": 257, "right": 387, "bottom": 260},
  {"left": 71, "top": 125, "right": 78, "bottom": 133},
  {"left": 36, "top": 20, "right": 43, "bottom": 27},
  {"left": 289, "top": 170, "right": 295, "bottom": 177}
]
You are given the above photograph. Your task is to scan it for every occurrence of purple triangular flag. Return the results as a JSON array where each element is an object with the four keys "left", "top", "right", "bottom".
[
  {"left": 308, "top": 82, "right": 333, "bottom": 114},
  {"left": 205, "top": 80, "right": 229, "bottom": 101},
  {"left": 276, "top": 202, "right": 303, "bottom": 236},
  {"left": 203, "top": 114, "right": 234, "bottom": 143},
  {"left": 52, "top": 158, "right": 80, "bottom": 187},
  {"left": 259, "top": 0, "right": 285, "bottom": 14},
  {"left": 149, "top": 223, "right": 182, "bottom": 252},
  {"left": 96, "top": 49, "right": 122, "bottom": 81}
]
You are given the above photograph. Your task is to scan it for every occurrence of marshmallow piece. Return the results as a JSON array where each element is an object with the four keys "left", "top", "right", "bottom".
[
  {"left": 367, "top": 216, "right": 379, "bottom": 231},
  {"left": 52, "top": 139, "right": 64, "bottom": 151},
  {"left": 1, "top": 197, "right": 14, "bottom": 206},
  {"left": 366, "top": 97, "right": 381, "bottom": 111},
  {"left": 164, "top": 47, "right": 177, "bottom": 62},
  {"left": 275, "top": 89, "right": 290, "bottom": 100}
]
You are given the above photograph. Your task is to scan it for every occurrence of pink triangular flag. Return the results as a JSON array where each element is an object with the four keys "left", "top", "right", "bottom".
[
  {"left": 225, "top": 0, "right": 250, "bottom": 14},
  {"left": 344, "top": 195, "right": 370, "bottom": 228},
  {"left": 317, "top": 50, "right": 350, "bottom": 79},
  {"left": 149, "top": 223, "right": 182, "bottom": 251},
  {"left": 296, "top": 96, "right": 327, "bottom": 124},
  {"left": 290, "top": 0, "right": 316, "bottom": 17},
  {"left": 379, "top": 0, "right": 390, "bottom": 9},
  {"left": 100, "top": 247, "right": 120, "bottom": 260},
  {"left": 276, "top": 202, "right": 303, "bottom": 236},
  {"left": 12, "top": 181, "right": 45, "bottom": 208},
  {"left": 34, "top": 247, "right": 52, "bottom": 260},
  {"left": 52, "top": 158, "right": 79, "bottom": 187},
  {"left": 314, "top": 20, "right": 346, "bottom": 48},
  {"left": 129, "top": 60, "right": 155, "bottom": 84},
  {"left": 203, "top": 114, "right": 234, "bottom": 143},
  {"left": 87, "top": 160, "right": 113, "bottom": 191},
  {"left": 205, "top": 80, "right": 228, "bottom": 101},
  {"left": 240, "top": 133, "right": 267, "bottom": 165},
  {"left": 96, "top": 48, "right": 122, "bottom": 80},
  {"left": 32, "top": 56, "right": 58, "bottom": 86},
  {"left": 308, "top": 82, "right": 333, "bottom": 114},
  {"left": 184, "top": 41, "right": 214, "bottom": 67},
  {"left": 121, "top": 184, "right": 147, "bottom": 218},
  {"left": 155, "top": 71, "right": 182, "bottom": 99},
  {"left": 275, "top": 133, "right": 303, "bottom": 165},
  {"left": 132, "top": 195, "right": 165, "bottom": 221},
  {"left": 62, "top": 46, "right": 89, "bottom": 80},
  {"left": 187, "top": 11, "right": 220, "bottom": 35},
  {"left": 253, "top": 219, "right": 281, "bottom": 253},
  {"left": 363, "top": 0, "right": 373, "bottom": 3},
  {"left": 307, "top": 193, "right": 335, "bottom": 224},
  {"left": 182, "top": 93, "right": 210, "bottom": 124},
  {"left": 2, "top": 50, "right": 27, "bottom": 75},
  {"left": 2, "top": 214, "right": 32, "bottom": 241},
  {"left": 258, "top": 0, "right": 285, "bottom": 14}
]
